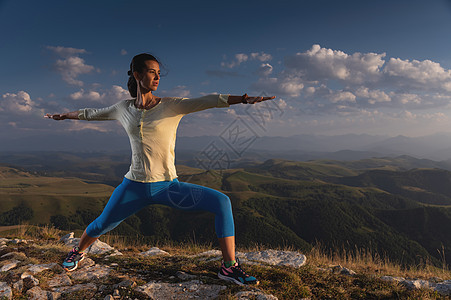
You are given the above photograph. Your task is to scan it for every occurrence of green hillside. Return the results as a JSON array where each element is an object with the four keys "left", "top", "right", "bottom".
[{"left": 1, "top": 158, "right": 451, "bottom": 268}]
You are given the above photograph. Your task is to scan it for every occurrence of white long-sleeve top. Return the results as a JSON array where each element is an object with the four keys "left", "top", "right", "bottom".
[{"left": 78, "top": 94, "right": 230, "bottom": 182}]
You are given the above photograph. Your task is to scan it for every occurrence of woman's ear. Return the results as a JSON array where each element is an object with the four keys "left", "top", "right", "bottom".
[{"left": 133, "top": 71, "right": 141, "bottom": 81}]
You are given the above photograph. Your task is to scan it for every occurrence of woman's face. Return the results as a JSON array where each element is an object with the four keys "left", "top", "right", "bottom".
[{"left": 137, "top": 60, "right": 160, "bottom": 93}]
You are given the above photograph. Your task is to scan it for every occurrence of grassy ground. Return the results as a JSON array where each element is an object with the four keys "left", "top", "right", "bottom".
[{"left": 1, "top": 226, "right": 450, "bottom": 299}]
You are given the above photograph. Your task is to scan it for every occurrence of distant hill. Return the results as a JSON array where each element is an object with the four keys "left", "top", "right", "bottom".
[{"left": 1, "top": 156, "right": 451, "bottom": 267}]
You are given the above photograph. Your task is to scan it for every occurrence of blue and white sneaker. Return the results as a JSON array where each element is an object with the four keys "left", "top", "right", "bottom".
[
  {"left": 218, "top": 259, "right": 259, "bottom": 285},
  {"left": 62, "top": 247, "right": 85, "bottom": 271}
]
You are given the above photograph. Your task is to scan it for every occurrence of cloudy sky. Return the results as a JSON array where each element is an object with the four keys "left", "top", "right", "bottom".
[{"left": 1, "top": 0, "right": 451, "bottom": 151}]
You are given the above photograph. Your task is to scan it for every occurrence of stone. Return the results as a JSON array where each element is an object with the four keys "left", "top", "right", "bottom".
[
  {"left": 135, "top": 280, "right": 226, "bottom": 299},
  {"left": 0, "top": 282, "right": 12, "bottom": 300},
  {"left": 61, "top": 233, "right": 122, "bottom": 256},
  {"left": 48, "top": 274, "right": 72, "bottom": 287},
  {"left": 52, "top": 283, "right": 97, "bottom": 294},
  {"left": 0, "top": 260, "right": 19, "bottom": 272},
  {"left": 380, "top": 276, "right": 405, "bottom": 283},
  {"left": 139, "top": 247, "right": 170, "bottom": 257},
  {"left": 113, "top": 289, "right": 120, "bottom": 297},
  {"left": 433, "top": 280, "right": 451, "bottom": 295},
  {"left": 176, "top": 271, "right": 197, "bottom": 280},
  {"left": 10, "top": 239, "right": 28, "bottom": 244},
  {"left": 235, "top": 291, "right": 279, "bottom": 300},
  {"left": 12, "top": 279, "right": 23, "bottom": 291},
  {"left": 28, "top": 263, "right": 58, "bottom": 274},
  {"left": 70, "top": 264, "right": 111, "bottom": 281},
  {"left": 104, "top": 295, "right": 114, "bottom": 300},
  {"left": 114, "top": 280, "right": 136, "bottom": 289},
  {"left": 245, "top": 250, "right": 307, "bottom": 268},
  {"left": 23, "top": 274, "right": 40, "bottom": 289},
  {"left": 402, "top": 279, "right": 433, "bottom": 290},
  {"left": 0, "top": 238, "right": 10, "bottom": 243},
  {"left": 0, "top": 251, "right": 27, "bottom": 260},
  {"left": 26, "top": 286, "right": 48, "bottom": 300}
]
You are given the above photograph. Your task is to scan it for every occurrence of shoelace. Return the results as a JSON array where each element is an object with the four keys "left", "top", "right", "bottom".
[{"left": 66, "top": 249, "right": 79, "bottom": 262}]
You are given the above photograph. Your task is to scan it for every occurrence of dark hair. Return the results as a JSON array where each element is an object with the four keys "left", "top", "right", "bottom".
[{"left": 127, "top": 53, "right": 166, "bottom": 97}]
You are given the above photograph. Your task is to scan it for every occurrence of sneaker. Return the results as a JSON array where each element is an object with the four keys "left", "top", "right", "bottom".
[
  {"left": 218, "top": 259, "right": 259, "bottom": 285},
  {"left": 62, "top": 247, "right": 85, "bottom": 271}
]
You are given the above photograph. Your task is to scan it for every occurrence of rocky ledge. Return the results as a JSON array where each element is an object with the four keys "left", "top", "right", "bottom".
[{"left": 0, "top": 234, "right": 450, "bottom": 299}]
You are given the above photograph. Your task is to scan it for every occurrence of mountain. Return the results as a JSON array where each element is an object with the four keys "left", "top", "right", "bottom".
[{"left": 1, "top": 156, "right": 451, "bottom": 267}]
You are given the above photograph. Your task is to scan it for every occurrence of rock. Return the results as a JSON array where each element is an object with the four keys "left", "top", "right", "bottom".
[
  {"left": 48, "top": 274, "right": 72, "bottom": 288},
  {"left": 1, "top": 252, "right": 27, "bottom": 260},
  {"left": 331, "top": 265, "right": 356, "bottom": 276},
  {"left": 244, "top": 250, "right": 307, "bottom": 268},
  {"left": 380, "top": 276, "right": 405, "bottom": 283},
  {"left": 26, "top": 286, "right": 48, "bottom": 300},
  {"left": 0, "top": 282, "right": 12, "bottom": 300},
  {"left": 139, "top": 247, "right": 170, "bottom": 257},
  {"left": 0, "top": 260, "right": 19, "bottom": 272},
  {"left": 402, "top": 279, "right": 433, "bottom": 290},
  {"left": 10, "top": 239, "right": 28, "bottom": 244},
  {"left": 135, "top": 280, "right": 226, "bottom": 299},
  {"left": 61, "top": 233, "right": 122, "bottom": 256},
  {"left": 113, "top": 289, "right": 120, "bottom": 297},
  {"left": 22, "top": 274, "right": 40, "bottom": 289},
  {"left": 79, "top": 257, "right": 96, "bottom": 268},
  {"left": 433, "top": 280, "right": 451, "bottom": 295},
  {"left": 27, "top": 263, "right": 58, "bottom": 274},
  {"left": 0, "top": 238, "right": 10, "bottom": 243},
  {"left": 52, "top": 283, "right": 97, "bottom": 294},
  {"left": 235, "top": 291, "right": 279, "bottom": 300},
  {"left": 104, "top": 295, "right": 114, "bottom": 300},
  {"left": 114, "top": 280, "right": 136, "bottom": 289},
  {"left": 176, "top": 271, "right": 197, "bottom": 280},
  {"left": 12, "top": 279, "right": 23, "bottom": 291},
  {"left": 70, "top": 264, "right": 111, "bottom": 281}
]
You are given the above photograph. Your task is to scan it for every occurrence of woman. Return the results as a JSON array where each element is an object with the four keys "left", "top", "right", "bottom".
[{"left": 46, "top": 53, "right": 275, "bottom": 285}]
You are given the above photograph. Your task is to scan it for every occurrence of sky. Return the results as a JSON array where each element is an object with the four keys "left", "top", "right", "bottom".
[{"left": 1, "top": 0, "right": 451, "bottom": 151}]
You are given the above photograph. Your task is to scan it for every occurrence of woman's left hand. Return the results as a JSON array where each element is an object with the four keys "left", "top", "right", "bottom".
[{"left": 242, "top": 94, "right": 276, "bottom": 104}]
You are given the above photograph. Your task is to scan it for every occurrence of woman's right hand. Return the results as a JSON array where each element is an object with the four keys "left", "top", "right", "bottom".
[{"left": 45, "top": 113, "right": 67, "bottom": 120}]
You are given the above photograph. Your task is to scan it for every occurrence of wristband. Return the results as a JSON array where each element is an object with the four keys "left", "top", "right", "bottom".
[{"left": 241, "top": 93, "right": 249, "bottom": 104}]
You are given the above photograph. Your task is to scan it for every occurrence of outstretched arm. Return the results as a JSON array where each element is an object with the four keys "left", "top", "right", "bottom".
[
  {"left": 228, "top": 94, "right": 276, "bottom": 105},
  {"left": 45, "top": 111, "right": 80, "bottom": 120}
]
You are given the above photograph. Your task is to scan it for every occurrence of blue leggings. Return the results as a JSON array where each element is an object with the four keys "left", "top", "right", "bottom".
[{"left": 86, "top": 177, "right": 235, "bottom": 238}]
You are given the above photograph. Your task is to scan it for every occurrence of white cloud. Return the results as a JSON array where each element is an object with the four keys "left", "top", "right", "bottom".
[
  {"left": 222, "top": 51, "right": 272, "bottom": 69},
  {"left": 1, "top": 91, "right": 39, "bottom": 114},
  {"left": 68, "top": 85, "right": 130, "bottom": 107},
  {"left": 285, "top": 44, "right": 385, "bottom": 84},
  {"left": 329, "top": 91, "right": 356, "bottom": 103},
  {"left": 47, "top": 46, "right": 95, "bottom": 86},
  {"left": 46, "top": 46, "right": 87, "bottom": 58},
  {"left": 250, "top": 52, "right": 272, "bottom": 62}
]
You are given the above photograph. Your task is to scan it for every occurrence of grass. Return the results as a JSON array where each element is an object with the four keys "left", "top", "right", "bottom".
[{"left": 1, "top": 227, "right": 450, "bottom": 299}]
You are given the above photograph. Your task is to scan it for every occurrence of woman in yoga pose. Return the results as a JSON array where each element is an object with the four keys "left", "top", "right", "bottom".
[{"left": 46, "top": 53, "right": 275, "bottom": 285}]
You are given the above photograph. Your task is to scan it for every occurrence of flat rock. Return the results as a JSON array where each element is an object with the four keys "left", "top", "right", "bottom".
[
  {"left": 245, "top": 250, "right": 307, "bottom": 268},
  {"left": 48, "top": 273, "right": 72, "bottom": 287},
  {"left": 1, "top": 252, "right": 27, "bottom": 260},
  {"left": 52, "top": 283, "right": 97, "bottom": 294},
  {"left": 135, "top": 280, "right": 226, "bottom": 299},
  {"left": 26, "top": 286, "right": 48, "bottom": 300},
  {"left": 70, "top": 264, "right": 111, "bottom": 281},
  {"left": 139, "top": 247, "right": 170, "bottom": 257},
  {"left": 61, "top": 233, "right": 122, "bottom": 256},
  {"left": 402, "top": 279, "right": 433, "bottom": 290},
  {"left": 433, "top": 280, "right": 451, "bottom": 295},
  {"left": 0, "top": 282, "right": 12, "bottom": 299},
  {"left": 235, "top": 291, "right": 278, "bottom": 300},
  {"left": 0, "top": 260, "right": 20, "bottom": 272},
  {"left": 176, "top": 271, "right": 197, "bottom": 281},
  {"left": 28, "top": 263, "right": 58, "bottom": 274},
  {"left": 380, "top": 276, "right": 405, "bottom": 283},
  {"left": 10, "top": 239, "right": 28, "bottom": 244}
]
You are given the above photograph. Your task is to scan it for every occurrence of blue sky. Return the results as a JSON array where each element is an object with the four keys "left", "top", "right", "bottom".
[{"left": 1, "top": 0, "right": 451, "bottom": 150}]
